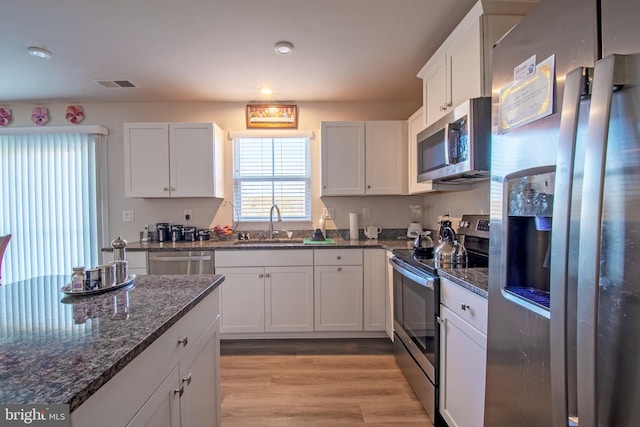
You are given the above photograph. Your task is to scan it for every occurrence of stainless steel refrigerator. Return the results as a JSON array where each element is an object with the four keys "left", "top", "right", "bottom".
[{"left": 486, "top": 0, "right": 640, "bottom": 426}]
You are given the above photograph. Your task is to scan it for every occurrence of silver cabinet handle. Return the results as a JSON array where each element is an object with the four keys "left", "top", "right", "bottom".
[
  {"left": 174, "top": 387, "right": 184, "bottom": 397},
  {"left": 461, "top": 303, "right": 470, "bottom": 311},
  {"left": 182, "top": 373, "right": 192, "bottom": 386},
  {"left": 170, "top": 187, "right": 175, "bottom": 191},
  {"left": 259, "top": 273, "right": 264, "bottom": 278},
  {"left": 265, "top": 273, "right": 270, "bottom": 278},
  {"left": 337, "top": 255, "right": 342, "bottom": 260},
  {"left": 337, "top": 267, "right": 342, "bottom": 272},
  {"left": 163, "top": 187, "right": 169, "bottom": 191},
  {"left": 177, "top": 336, "right": 188, "bottom": 347}
]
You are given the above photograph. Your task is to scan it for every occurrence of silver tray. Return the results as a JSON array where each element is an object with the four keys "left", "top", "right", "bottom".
[{"left": 61, "top": 274, "right": 136, "bottom": 296}]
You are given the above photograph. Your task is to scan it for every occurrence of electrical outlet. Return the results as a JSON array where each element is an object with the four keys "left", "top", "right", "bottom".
[
  {"left": 122, "top": 210, "right": 134, "bottom": 222},
  {"left": 362, "top": 207, "right": 370, "bottom": 219},
  {"left": 184, "top": 209, "right": 192, "bottom": 220}
]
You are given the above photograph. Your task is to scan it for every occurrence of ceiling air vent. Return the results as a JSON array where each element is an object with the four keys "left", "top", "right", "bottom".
[{"left": 95, "top": 80, "right": 137, "bottom": 88}]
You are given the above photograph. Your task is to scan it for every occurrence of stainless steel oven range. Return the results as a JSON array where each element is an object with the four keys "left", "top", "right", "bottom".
[{"left": 390, "top": 214, "right": 489, "bottom": 425}]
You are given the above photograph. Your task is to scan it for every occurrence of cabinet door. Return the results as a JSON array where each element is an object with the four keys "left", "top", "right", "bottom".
[
  {"left": 407, "top": 108, "right": 436, "bottom": 194},
  {"left": 265, "top": 266, "right": 314, "bottom": 332},
  {"left": 314, "top": 265, "right": 363, "bottom": 331},
  {"left": 363, "top": 249, "right": 387, "bottom": 331},
  {"left": 439, "top": 305, "right": 486, "bottom": 427},
  {"left": 179, "top": 315, "right": 220, "bottom": 427},
  {"left": 218, "top": 267, "right": 265, "bottom": 333},
  {"left": 448, "top": 19, "right": 482, "bottom": 111},
  {"left": 124, "top": 123, "right": 171, "bottom": 197},
  {"left": 422, "top": 55, "right": 448, "bottom": 127},
  {"left": 321, "top": 121, "right": 365, "bottom": 196},
  {"left": 169, "top": 123, "right": 218, "bottom": 198},
  {"left": 364, "top": 121, "right": 406, "bottom": 195},
  {"left": 127, "top": 366, "right": 180, "bottom": 427}
]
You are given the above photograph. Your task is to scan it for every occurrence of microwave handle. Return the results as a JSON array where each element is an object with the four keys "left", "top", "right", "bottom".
[{"left": 443, "top": 122, "right": 453, "bottom": 165}]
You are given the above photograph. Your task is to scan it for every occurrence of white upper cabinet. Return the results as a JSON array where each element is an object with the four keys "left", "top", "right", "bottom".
[
  {"left": 407, "top": 107, "right": 438, "bottom": 194},
  {"left": 124, "top": 122, "right": 225, "bottom": 198},
  {"left": 320, "top": 121, "right": 366, "bottom": 196},
  {"left": 321, "top": 121, "right": 406, "bottom": 196},
  {"left": 418, "top": 1, "right": 527, "bottom": 127}
]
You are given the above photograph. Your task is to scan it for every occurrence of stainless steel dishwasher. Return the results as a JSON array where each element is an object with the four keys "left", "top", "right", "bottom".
[{"left": 147, "top": 251, "right": 214, "bottom": 275}]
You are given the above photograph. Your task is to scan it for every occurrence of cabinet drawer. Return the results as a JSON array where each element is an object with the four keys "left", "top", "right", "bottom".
[
  {"left": 215, "top": 249, "right": 313, "bottom": 267},
  {"left": 313, "top": 249, "right": 363, "bottom": 266},
  {"left": 127, "top": 252, "right": 148, "bottom": 270},
  {"left": 440, "top": 278, "right": 487, "bottom": 334}
]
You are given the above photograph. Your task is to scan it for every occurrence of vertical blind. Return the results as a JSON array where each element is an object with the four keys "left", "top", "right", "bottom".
[
  {"left": 233, "top": 137, "right": 311, "bottom": 221},
  {"left": 0, "top": 132, "right": 103, "bottom": 283}
]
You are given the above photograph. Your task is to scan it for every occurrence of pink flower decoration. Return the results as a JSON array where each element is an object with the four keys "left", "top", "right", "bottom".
[
  {"left": 31, "top": 106, "right": 49, "bottom": 126},
  {"left": 65, "top": 105, "right": 84, "bottom": 124},
  {"left": 0, "top": 107, "right": 11, "bottom": 127}
]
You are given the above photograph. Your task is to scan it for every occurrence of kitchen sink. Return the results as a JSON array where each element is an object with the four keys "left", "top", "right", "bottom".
[{"left": 231, "top": 239, "right": 305, "bottom": 245}]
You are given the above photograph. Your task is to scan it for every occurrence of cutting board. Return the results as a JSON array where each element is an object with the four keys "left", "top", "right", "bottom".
[{"left": 303, "top": 238, "right": 335, "bottom": 245}]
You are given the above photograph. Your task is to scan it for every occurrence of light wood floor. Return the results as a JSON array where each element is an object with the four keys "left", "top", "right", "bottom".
[{"left": 220, "top": 338, "right": 433, "bottom": 426}]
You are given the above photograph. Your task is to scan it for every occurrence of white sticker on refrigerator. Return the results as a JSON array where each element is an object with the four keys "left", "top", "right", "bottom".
[{"left": 514, "top": 55, "right": 536, "bottom": 82}]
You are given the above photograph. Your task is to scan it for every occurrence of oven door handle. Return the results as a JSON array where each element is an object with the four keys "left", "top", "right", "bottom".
[{"left": 390, "top": 257, "right": 435, "bottom": 289}]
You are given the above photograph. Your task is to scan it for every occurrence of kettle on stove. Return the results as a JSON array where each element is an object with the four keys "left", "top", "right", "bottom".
[
  {"left": 413, "top": 231, "right": 434, "bottom": 257},
  {"left": 434, "top": 219, "right": 468, "bottom": 268}
]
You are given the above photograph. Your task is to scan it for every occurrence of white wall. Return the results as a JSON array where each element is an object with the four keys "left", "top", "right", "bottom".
[
  {"left": 4, "top": 101, "right": 490, "bottom": 241},
  {"left": 422, "top": 181, "right": 490, "bottom": 230}
]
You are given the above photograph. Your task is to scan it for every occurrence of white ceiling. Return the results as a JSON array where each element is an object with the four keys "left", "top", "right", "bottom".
[{"left": 1, "top": 0, "right": 530, "bottom": 104}]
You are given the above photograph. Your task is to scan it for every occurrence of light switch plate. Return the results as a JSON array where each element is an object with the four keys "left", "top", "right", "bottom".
[
  {"left": 122, "top": 210, "right": 134, "bottom": 222},
  {"left": 362, "top": 207, "right": 370, "bottom": 219},
  {"left": 322, "top": 208, "right": 335, "bottom": 219}
]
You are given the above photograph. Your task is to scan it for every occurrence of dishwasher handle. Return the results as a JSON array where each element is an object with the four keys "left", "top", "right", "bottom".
[{"left": 148, "top": 255, "right": 212, "bottom": 262}]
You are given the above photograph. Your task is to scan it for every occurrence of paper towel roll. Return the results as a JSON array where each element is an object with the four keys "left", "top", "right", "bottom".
[{"left": 349, "top": 212, "right": 359, "bottom": 241}]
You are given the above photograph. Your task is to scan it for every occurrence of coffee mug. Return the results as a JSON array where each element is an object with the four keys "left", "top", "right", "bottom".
[{"left": 364, "top": 225, "right": 382, "bottom": 239}]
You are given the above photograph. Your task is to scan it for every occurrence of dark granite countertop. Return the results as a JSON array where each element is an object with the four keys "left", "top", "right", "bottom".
[
  {"left": 0, "top": 274, "right": 224, "bottom": 411},
  {"left": 438, "top": 268, "right": 488, "bottom": 298},
  {"left": 102, "top": 237, "right": 413, "bottom": 252}
]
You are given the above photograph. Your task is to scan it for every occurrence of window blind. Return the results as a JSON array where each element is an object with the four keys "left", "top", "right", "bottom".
[
  {"left": 0, "top": 132, "right": 103, "bottom": 283},
  {"left": 233, "top": 137, "right": 311, "bottom": 221}
]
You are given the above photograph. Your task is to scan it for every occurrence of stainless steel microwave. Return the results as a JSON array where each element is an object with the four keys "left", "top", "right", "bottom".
[{"left": 417, "top": 97, "right": 491, "bottom": 183}]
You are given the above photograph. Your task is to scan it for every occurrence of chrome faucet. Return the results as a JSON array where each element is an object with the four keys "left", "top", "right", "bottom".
[{"left": 268, "top": 204, "right": 282, "bottom": 239}]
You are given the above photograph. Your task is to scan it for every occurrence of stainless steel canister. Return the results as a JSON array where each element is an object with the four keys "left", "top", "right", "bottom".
[
  {"left": 99, "top": 264, "right": 116, "bottom": 288},
  {"left": 85, "top": 268, "right": 101, "bottom": 290},
  {"left": 109, "top": 260, "right": 129, "bottom": 284}
]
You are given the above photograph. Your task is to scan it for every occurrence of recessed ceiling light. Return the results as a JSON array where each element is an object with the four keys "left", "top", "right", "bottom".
[
  {"left": 27, "top": 46, "right": 53, "bottom": 59},
  {"left": 261, "top": 87, "right": 273, "bottom": 95},
  {"left": 274, "top": 41, "right": 294, "bottom": 55}
]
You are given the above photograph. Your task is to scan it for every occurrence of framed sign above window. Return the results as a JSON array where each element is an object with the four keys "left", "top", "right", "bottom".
[{"left": 246, "top": 104, "right": 298, "bottom": 129}]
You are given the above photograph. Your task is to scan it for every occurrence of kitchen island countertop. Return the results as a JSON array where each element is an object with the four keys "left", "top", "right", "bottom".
[
  {"left": 438, "top": 268, "right": 488, "bottom": 298},
  {"left": 0, "top": 274, "right": 224, "bottom": 411}
]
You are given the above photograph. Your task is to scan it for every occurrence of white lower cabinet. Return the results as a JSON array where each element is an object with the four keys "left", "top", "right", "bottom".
[
  {"left": 217, "top": 267, "right": 265, "bottom": 333},
  {"left": 265, "top": 267, "right": 314, "bottom": 332},
  {"left": 72, "top": 287, "right": 221, "bottom": 427},
  {"left": 128, "top": 315, "right": 220, "bottom": 427},
  {"left": 439, "top": 278, "right": 487, "bottom": 427},
  {"left": 363, "top": 249, "right": 387, "bottom": 331},
  {"left": 314, "top": 249, "right": 363, "bottom": 331},
  {"left": 216, "top": 250, "right": 314, "bottom": 334}
]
